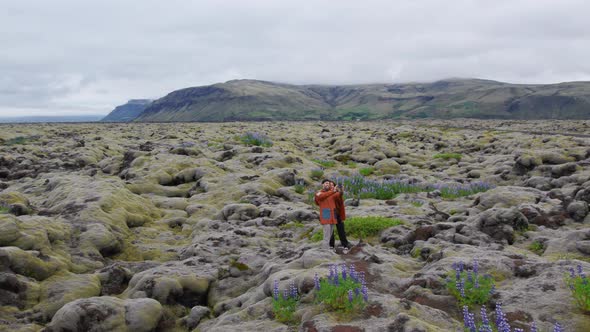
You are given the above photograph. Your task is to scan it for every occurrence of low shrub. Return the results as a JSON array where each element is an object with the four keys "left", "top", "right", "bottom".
[
  {"left": 272, "top": 280, "right": 299, "bottom": 324},
  {"left": 433, "top": 153, "right": 462, "bottom": 161},
  {"left": 445, "top": 260, "right": 494, "bottom": 307},
  {"left": 239, "top": 132, "right": 273, "bottom": 147},
  {"left": 565, "top": 264, "right": 590, "bottom": 313},
  {"left": 315, "top": 264, "right": 367, "bottom": 315},
  {"left": 358, "top": 167, "right": 374, "bottom": 176},
  {"left": 345, "top": 216, "right": 403, "bottom": 239}
]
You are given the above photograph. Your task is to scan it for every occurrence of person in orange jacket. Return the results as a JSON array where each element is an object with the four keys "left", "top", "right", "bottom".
[
  {"left": 328, "top": 180, "right": 351, "bottom": 250},
  {"left": 314, "top": 179, "right": 350, "bottom": 250}
]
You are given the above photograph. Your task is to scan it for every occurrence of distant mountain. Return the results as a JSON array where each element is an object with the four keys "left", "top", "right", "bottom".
[
  {"left": 119, "top": 79, "right": 590, "bottom": 122},
  {"left": 101, "top": 99, "right": 152, "bottom": 122},
  {"left": 0, "top": 115, "right": 104, "bottom": 123}
]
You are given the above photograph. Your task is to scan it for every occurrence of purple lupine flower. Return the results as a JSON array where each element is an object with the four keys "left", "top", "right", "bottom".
[
  {"left": 474, "top": 275, "right": 480, "bottom": 289},
  {"left": 283, "top": 289, "right": 289, "bottom": 300},
  {"left": 473, "top": 259, "right": 479, "bottom": 276},
  {"left": 354, "top": 288, "right": 360, "bottom": 296},
  {"left": 349, "top": 265, "right": 357, "bottom": 282},
  {"left": 348, "top": 289, "right": 354, "bottom": 303},
  {"left": 514, "top": 329, "right": 524, "bottom": 332},
  {"left": 290, "top": 280, "right": 298, "bottom": 298},
  {"left": 467, "top": 271, "right": 473, "bottom": 283},
  {"left": 361, "top": 285, "right": 368, "bottom": 302},
  {"left": 553, "top": 322, "right": 563, "bottom": 332},
  {"left": 531, "top": 321, "right": 538, "bottom": 332},
  {"left": 480, "top": 307, "right": 490, "bottom": 326},
  {"left": 314, "top": 273, "right": 320, "bottom": 290},
  {"left": 455, "top": 264, "right": 462, "bottom": 281},
  {"left": 462, "top": 306, "right": 470, "bottom": 328},
  {"left": 569, "top": 267, "right": 576, "bottom": 278},
  {"left": 489, "top": 284, "right": 495, "bottom": 296},
  {"left": 462, "top": 306, "right": 476, "bottom": 332},
  {"left": 577, "top": 264, "right": 583, "bottom": 276},
  {"left": 273, "top": 280, "right": 279, "bottom": 301},
  {"left": 359, "top": 271, "right": 366, "bottom": 286},
  {"left": 341, "top": 264, "right": 347, "bottom": 280}
]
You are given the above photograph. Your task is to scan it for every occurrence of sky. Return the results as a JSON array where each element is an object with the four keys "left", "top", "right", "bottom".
[{"left": 1, "top": 0, "right": 590, "bottom": 117}]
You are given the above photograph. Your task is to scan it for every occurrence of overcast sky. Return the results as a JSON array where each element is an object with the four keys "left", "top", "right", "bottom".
[{"left": 1, "top": 0, "right": 589, "bottom": 116}]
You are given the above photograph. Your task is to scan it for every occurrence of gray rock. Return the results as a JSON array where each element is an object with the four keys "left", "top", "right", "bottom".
[
  {"left": 567, "top": 201, "right": 589, "bottom": 222},
  {"left": 551, "top": 162, "right": 578, "bottom": 178},
  {"left": 219, "top": 203, "right": 260, "bottom": 221},
  {"left": 576, "top": 241, "right": 590, "bottom": 255},
  {"left": 575, "top": 187, "right": 590, "bottom": 203},
  {"left": 475, "top": 208, "right": 528, "bottom": 244},
  {"left": 524, "top": 176, "right": 552, "bottom": 191},
  {"left": 475, "top": 186, "right": 543, "bottom": 210},
  {"left": 185, "top": 305, "right": 211, "bottom": 330},
  {"left": 44, "top": 296, "right": 162, "bottom": 332}
]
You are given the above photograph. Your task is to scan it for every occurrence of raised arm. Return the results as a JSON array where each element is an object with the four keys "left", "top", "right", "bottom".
[{"left": 315, "top": 190, "right": 337, "bottom": 204}]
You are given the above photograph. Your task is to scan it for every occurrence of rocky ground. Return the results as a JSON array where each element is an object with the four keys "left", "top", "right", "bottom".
[{"left": 0, "top": 120, "right": 589, "bottom": 332}]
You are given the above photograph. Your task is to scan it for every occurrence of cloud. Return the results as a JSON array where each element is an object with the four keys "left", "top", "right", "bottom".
[{"left": 1, "top": 0, "right": 589, "bottom": 116}]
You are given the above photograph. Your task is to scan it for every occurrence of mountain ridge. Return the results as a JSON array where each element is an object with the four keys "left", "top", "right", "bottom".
[{"left": 101, "top": 79, "right": 590, "bottom": 122}]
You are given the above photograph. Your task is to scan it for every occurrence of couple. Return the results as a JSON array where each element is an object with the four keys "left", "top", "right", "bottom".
[{"left": 314, "top": 179, "right": 352, "bottom": 252}]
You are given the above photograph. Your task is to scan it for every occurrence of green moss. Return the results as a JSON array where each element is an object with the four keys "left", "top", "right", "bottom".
[
  {"left": 36, "top": 272, "right": 101, "bottom": 318},
  {"left": 359, "top": 167, "right": 374, "bottom": 176},
  {"left": 230, "top": 259, "right": 250, "bottom": 271},
  {"left": 433, "top": 153, "right": 462, "bottom": 161},
  {"left": 528, "top": 241, "right": 545, "bottom": 255}
]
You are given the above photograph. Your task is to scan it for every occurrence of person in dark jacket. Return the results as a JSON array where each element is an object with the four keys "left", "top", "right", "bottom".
[
  {"left": 328, "top": 180, "right": 351, "bottom": 251},
  {"left": 314, "top": 179, "right": 341, "bottom": 249}
]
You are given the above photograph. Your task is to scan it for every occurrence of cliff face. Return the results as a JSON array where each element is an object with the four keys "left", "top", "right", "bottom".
[
  {"left": 101, "top": 99, "right": 152, "bottom": 122},
  {"left": 112, "top": 79, "right": 590, "bottom": 122}
]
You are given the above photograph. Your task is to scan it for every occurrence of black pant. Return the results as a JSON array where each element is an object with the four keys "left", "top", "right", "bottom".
[{"left": 329, "top": 212, "right": 349, "bottom": 248}]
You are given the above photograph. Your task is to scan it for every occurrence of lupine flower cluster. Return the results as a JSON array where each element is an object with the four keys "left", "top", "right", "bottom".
[
  {"left": 271, "top": 279, "right": 299, "bottom": 324},
  {"left": 463, "top": 303, "right": 562, "bottom": 332},
  {"left": 330, "top": 175, "right": 494, "bottom": 201},
  {"left": 446, "top": 259, "right": 494, "bottom": 307},
  {"left": 315, "top": 264, "right": 368, "bottom": 314},
  {"left": 565, "top": 264, "right": 590, "bottom": 313},
  {"left": 432, "top": 181, "right": 495, "bottom": 199},
  {"left": 239, "top": 132, "right": 273, "bottom": 147}
]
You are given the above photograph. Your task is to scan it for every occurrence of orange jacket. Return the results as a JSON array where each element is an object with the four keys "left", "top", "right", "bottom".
[{"left": 314, "top": 190, "right": 346, "bottom": 224}]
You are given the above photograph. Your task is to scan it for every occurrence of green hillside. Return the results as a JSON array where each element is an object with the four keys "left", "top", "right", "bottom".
[{"left": 108, "top": 79, "right": 590, "bottom": 121}]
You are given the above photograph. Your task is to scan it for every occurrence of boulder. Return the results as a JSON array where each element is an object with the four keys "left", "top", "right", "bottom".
[
  {"left": 44, "top": 296, "right": 162, "bottom": 332},
  {"left": 475, "top": 186, "right": 543, "bottom": 210},
  {"left": 567, "top": 201, "right": 589, "bottom": 222},
  {"left": 374, "top": 159, "right": 401, "bottom": 175},
  {"left": 474, "top": 208, "right": 528, "bottom": 244},
  {"left": 219, "top": 204, "right": 260, "bottom": 221}
]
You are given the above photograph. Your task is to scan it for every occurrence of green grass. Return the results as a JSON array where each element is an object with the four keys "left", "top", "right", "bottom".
[
  {"left": 309, "top": 216, "right": 404, "bottom": 242},
  {"left": 411, "top": 201, "right": 424, "bottom": 207},
  {"left": 346, "top": 161, "right": 357, "bottom": 168},
  {"left": 312, "top": 159, "right": 336, "bottom": 168},
  {"left": 0, "top": 206, "right": 9, "bottom": 214},
  {"left": 565, "top": 267, "right": 590, "bottom": 313},
  {"left": 358, "top": 167, "right": 374, "bottom": 176},
  {"left": 3, "top": 135, "right": 40, "bottom": 146},
  {"left": 238, "top": 132, "right": 273, "bottom": 147},
  {"left": 316, "top": 277, "right": 366, "bottom": 315},
  {"left": 433, "top": 153, "right": 462, "bottom": 161},
  {"left": 446, "top": 270, "right": 494, "bottom": 307},
  {"left": 310, "top": 168, "right": 324, "bottom": 180},
  {"left": 345, "top": 216, "right": 404, "bottom": 239},
  {"left": 528, "top": 241, "right": 544, "bottom": 255},
  {"left": 294, "top": 184, "right": 306, "bottom": 194}
]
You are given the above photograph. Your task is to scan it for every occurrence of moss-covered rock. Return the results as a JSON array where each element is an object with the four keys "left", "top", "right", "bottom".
[
  {"left": 44, "top": 296, "right": 162, "bottom": 332},
  {"left": 0, "top": 214, "right": 21, "bottom": 245},
  {"left": 35, "top": 271, "right": 102, "bottom": 319},
  {"left": 0, "top": 246, "right": 66, "bottom": 281},
  {"left": 374, "top": 159, "right": 401, "bottom": 175}
]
